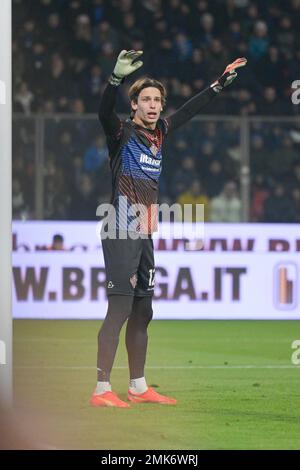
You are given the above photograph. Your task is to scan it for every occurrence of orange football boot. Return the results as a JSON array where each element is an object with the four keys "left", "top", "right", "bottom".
[
  {"left": 90, "top": 391, "right": 130, "bottom": 408},
  {"left": 128, "top": 387, "right": 177, "bottom": 405}
]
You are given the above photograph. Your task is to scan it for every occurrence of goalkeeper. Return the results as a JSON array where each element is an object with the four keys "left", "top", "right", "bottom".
[{"left": 90, "top": 50, "right": 247, "bottom": 407}]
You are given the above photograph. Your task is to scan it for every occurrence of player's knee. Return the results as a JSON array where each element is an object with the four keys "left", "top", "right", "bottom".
[
  {"left": 144, "top": 302, "right": 153, "bottom": 324},
  {"left": 98, "top": 295, "right": 133, "bottom": 339},
  {"left": 108, "top": 294, "right": 133, "bottom": 317},
  {"left": 134, "top": 297, "right": 153, "bottom": 326}
]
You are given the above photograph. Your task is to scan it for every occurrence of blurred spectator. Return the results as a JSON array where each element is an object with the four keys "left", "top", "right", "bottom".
[
  {"left": 14, "top": 82, "right": 34, "bottom": 115},
  {"left": 12, "top": 177, "right": 27, "bottom": 219},
  {"left": 70, "top": 98, "right": 86, "bottom": 114},
  {"left": 243, "top": 2, "right": 260, "bottom": 36},
  {"left": 92, "top": 21, "right": 119, "bottom": 52},
  {"left": 42, "top": 99, "right": 56, "bottom": 113},
  {"left": 257, "top": 87, "right": 285, "bottom": 115},
  {"left": 173, "top": 32, "right": 193, "bottom": 64},
  {"left": 176, "top": 179, "right": 209, "bottom": 222},
  {"left": 46, "top": 53, "right": 72, "bottom": 104},
  {"left": 95, "top": 157, "right": 113, "bottom": 204},
  {"left": 72, "top": 14, "right": 93, "bottom": 68},
  {"left": 53, "top": 130, "right": 77, "bottom": 168},
  {"left": 250, "top": 174, "right": 270, "bottom": 222},
  {"left": 84, "top": 136, "right": 108, "bottom": 172},
  {"left": 12, "top": 40, "right": 25, "bottom": 90},
  {"left": 234, "top": 88, "right": 257, "bottom": 115},
  {"left": 249, "top": 20, "right": 269, "bottom": 61},
  {"left": 98, "top": 41, "right": 116, "bottom": 77},
  {"left": 120, "top": 12, "right": 143, "bottom": 46},
  {"left": 210, "top": 181, "right": 241, "bottom": 222},
  {"left": 36, "top": 0, "right": 57, "bottom": 21},
  {"left": 79, "top": 64, "right": 103, "bottom": 112},
  {"left": 90, "top": 0, "right": 106, "bottom": 25},
  {"left": 44, "top": 174, "right": 66, "bottom": 220},
  {"left": 206, "top": 39, "right": 229, "bottom": 79},
  {"left": 256, "top": 46, "right": 286, "bottom": 92},
  {"left": 266, "top": 136, "right": 298, "bottom": 180},
  {"left": 199, "top": 12, "right": 215, "bottom": 47},
  {"left": 45, "top": 12, "right": 67, "bottom": 53},
  {"left": 170, "top": 155, "right": 197, "bottom": 198},
  {"left": 276, "top": 16, "right": 295, "bottom": 58},
  {"left": 69, "top": 173, "right": 98, "bottom": 220},
  {"left": 184, "top": 48, "right": 208, "bottom": 90},
  {"left": 69, "top": 154, "right": 83, "bottom": 190},
  {"left": 250, "top": 134, "right": 269, "bottom": 175},
  {"left": 288, "top": 162, "right": 300, "bottom": 190},
  {"left": 263, "top": 183, "right": 293, "bottom": 223},
  {"left": 19, "top": 19, "right": 37, "bottom": 52},
  {"left": 224, "top": 21, "right": 245, "bottom": 50},
  {"left": 290, "top": 188, "right": 300, "bottom": 223},
  {"left": 206, "top": 160, "right": 226, "bottom": 198},
  {"left": 27, "top": 42, "right": 48, "bottom": 96},
  {"left": 198, "top": 140, "right": 216, "bottom": 175},
  {"left": 48, "top": 234, "right": 66, "bottom": 251}
]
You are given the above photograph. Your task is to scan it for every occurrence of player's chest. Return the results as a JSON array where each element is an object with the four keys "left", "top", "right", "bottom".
[{"left": 122, "top": 136, "right": 163, "bottom": 175}]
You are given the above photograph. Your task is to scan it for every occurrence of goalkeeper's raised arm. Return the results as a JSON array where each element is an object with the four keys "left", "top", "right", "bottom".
[
  {"left": 164, "top": 57, "right": 247, "bottom": 132},
  {"left": 98, "top": 50, "right": 143, "bottom": 136}
]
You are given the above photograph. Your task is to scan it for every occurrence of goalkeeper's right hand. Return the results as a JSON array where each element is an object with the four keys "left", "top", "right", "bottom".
[
  {"left": 112, "top": 50, "right": 143, "bottom": 81},
  {"left": 210, "top": 57, "right": 247, "bottom": 93}
]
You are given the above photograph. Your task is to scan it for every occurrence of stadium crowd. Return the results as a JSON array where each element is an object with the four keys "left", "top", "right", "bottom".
[{"left": 12, "top": 0, "right": 300, "bottom": 222}]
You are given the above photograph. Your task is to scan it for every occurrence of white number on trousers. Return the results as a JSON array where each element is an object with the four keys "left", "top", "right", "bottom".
[{"left": 148, "top": 269, "right": 155, "bottom": 287}]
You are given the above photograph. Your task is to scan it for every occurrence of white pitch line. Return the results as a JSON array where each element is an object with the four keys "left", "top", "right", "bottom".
[
  {"left": 15, "top": 365, "right": 300, "bottom": 370},
  {"left": 14, "top": 338, "right": 295, "bottom": 343}
]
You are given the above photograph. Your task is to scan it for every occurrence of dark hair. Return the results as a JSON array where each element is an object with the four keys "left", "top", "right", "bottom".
[{"left": 53, "top": 234, "right": 64, "bottom": 243}]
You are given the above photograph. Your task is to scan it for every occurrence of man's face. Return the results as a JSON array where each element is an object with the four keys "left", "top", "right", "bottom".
[
  {"left": 224, "top": 182, "right": 237, "bottom": 199},
  {"left": 53, "top": 241, "right": 64, "bottom": 250},
  {"left": 132, "top": 87, "right": 163, "bottom": 128}
]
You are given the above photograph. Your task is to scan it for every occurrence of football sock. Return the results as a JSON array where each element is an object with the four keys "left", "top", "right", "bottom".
[
  {"left": 95, "top": 381, "right": 112, "bottom": 395},
  {"left": 126, "top": 296, "right": 153, "bottom": 378},
  {"left": 129, "top": 377, "right": 148, "bottom": 394},
  {"left": 97, "top": 295, "right": 134, "bottom": 381}
]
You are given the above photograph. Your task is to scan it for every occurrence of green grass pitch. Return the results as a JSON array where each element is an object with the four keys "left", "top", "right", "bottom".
[{"left": 14, "top": 320, "right": 300, "bottom": 450}]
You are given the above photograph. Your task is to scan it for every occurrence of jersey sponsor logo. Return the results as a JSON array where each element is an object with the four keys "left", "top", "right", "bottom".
[
  {"left": 140, "top": 166, "right": 160, "bottom": 173},
  {"left": 140, "top": 153, "right": 161, "bottom": 168}
]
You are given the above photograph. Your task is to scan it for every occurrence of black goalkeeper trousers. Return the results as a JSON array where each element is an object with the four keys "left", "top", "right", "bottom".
[{"left": 97, "top": 295, "right": 153, "bottom": 382}]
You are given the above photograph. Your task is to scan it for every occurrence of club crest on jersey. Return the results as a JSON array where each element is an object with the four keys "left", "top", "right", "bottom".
[{"left": 150, "top": 144, "right": 158, "bottom": 156}]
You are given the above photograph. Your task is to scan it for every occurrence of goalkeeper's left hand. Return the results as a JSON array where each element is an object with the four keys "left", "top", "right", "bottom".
[
  {"left": 211, "top": 57, "right": 247, "bottom": 93},
  {"left": 109, "top": 50, "right": 143, "bottom": 86}
]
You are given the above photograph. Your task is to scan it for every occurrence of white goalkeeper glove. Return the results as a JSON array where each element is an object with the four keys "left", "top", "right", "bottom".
[{"left": 109, "top": 50, "right": 143, "bottom": 86}]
